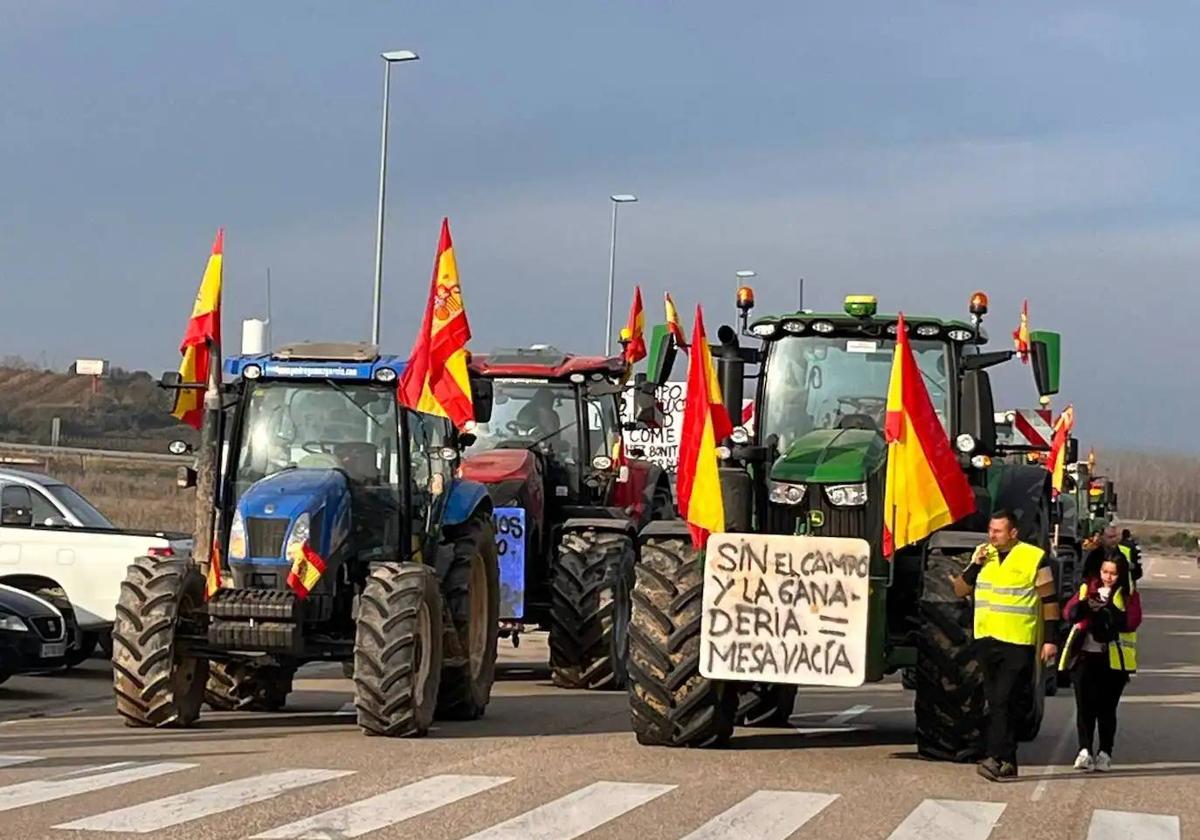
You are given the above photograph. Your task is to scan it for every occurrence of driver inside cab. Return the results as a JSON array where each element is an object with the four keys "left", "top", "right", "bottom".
[{"left": 514, "top": 387, "right": 561, "bottom": 437}]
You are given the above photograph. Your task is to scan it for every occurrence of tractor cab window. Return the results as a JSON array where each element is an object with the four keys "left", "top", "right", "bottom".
[
  {"left": 466, "top": 379, "right": 581, "bottom": 463},
  {"left": 585, "top": 395, "right": 621, "bottom": 461},
  {"left": 761, "top": 335, "right": 950, "bottom": 452}
]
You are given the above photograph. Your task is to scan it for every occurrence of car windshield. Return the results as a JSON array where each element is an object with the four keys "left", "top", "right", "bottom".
[
  {"left": 233, "top": 380, "right": 400, "bottom": 501},
  {"left": 760, "top": 335, "right": 950, "bottom": 451},
  {"left": 466, "top": 380, "right": 581, "bottom": 462},
  {"left": 44, "top": 484, "right": 114, "bottom": 529}
]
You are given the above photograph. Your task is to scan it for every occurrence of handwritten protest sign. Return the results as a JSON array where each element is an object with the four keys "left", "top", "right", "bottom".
[
  {"left": 621, "top": 382, "right": 753, "bottom": 476},
  {"left": 700, "top": 533, "right": 871, "bottom": 687}
]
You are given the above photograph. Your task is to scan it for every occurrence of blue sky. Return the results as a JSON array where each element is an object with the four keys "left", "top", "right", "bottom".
[{"left": 1, "top": 2, "right": 1196, "bottom": 451}]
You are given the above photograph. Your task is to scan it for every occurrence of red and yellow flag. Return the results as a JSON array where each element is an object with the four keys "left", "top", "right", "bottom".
[
  {"left": 1013, "top": 299, "right": 1031, "bottom": 364},
  {"left": 171, "top": 229, "right": 223, "bottom": 429},
  {"left": 1046, "top": 405, "right": 1075, "bottom": 497},
  {"left": 677, "top": 305, "right": 733, "bottom": 549},
  {"left": 883, "top": 313, "right": 976, "bottom": 557},
  {"left": 664, "top": 292, "right": 688, "bottom": 349},
  {"left": 286, "top": 541, "right": 327, "bottom": 600},
  {"left": 623, "top": 286, "right": 646, "bottom": 364},
  {"left": 205, "top": 537, "right": 222, "bottom": 601},
  {"left": 398, "top": 218, "right": 474, "bottom": 430}
]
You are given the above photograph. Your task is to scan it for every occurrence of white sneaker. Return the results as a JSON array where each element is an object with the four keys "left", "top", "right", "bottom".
[
  {"left": 1095, "top": 752, "right": 1112, "bottom": 772},
  {"left": 1073, "top": 749, "right": 1093, "bottom": 771}
]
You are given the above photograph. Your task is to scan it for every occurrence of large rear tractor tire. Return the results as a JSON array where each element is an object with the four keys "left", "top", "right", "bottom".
[
  {"left": 437, "top": 513, "right": 500, "bottom": 720},
  {"left": 736, "top": 683, "right": 798, "bottom": 727},
  {"left": 914, "top": 552, "right": 986, "bottom": 762},
  {"left": 353, "top": 562, "right": 443, "bottom": 737},
  {"left": 112, "top": 557, "right": 209, "bottom": 728},
  {"left": 627, "top": 535, "right": 736, "bottom": 747},
  {"left": 550, "top": 528, "right": 636, "bottom": 690},
  {"left": 205, "top": 661, "right": 295, "bottom": 712}
]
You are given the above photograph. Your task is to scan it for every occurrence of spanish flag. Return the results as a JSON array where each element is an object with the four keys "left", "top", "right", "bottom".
[
  {"left": 170, "top": 229, "right": 223, "bottom": 430},
  {"left": 1046, "top": 405, "right": 1075, "bottom": 497},
  {"left": 677, "top": 306, "right": 733, "bottom": 549},
  {"left": 1013, "top": 299, "right": 1031, "bottom": 364},
  {"left": 286, "top": 541, "right": 327, "bottom": 600},
  {"left": 883, "top": 313, "right": 975, "bottom": 557},
  {"left": 398, "top": 218, "right": 474, "bottom": 430},
  {"left": 623, "top": 286, "right": 647, "bottom": 364},
  {"left": 664, "top": 292, "right": 687, "bottom": 349},
  {"left": 205, "top": 537, "right": 222, "bottom": 601}
]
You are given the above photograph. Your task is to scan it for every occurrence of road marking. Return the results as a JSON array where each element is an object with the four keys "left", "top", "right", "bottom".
[
  {"left": 825, "top": 704, "right": 872, "bottom": 725},
  {"left": 1031, "top": 701, "right": 1081, "bottom": 802},
  {"left": 1087, "top": 809, "right": 1180, "bottom": 840},
  {"left": 680, "top": 790, "right": 839, "bottom": 840},
  {"left": 253, "top": 774, "right": 512, "bottom": 839},
  {"left": 0, "top": 756, "right": 38, "bottom": 768},
  {"left": 1145, "top": 614, "right": 1200, "bottom": 621},
  {"left": 1179, "top": 575, "right": 1192, "bottom": 579},
  {"left": 55, "top": 768, "right": 353, "bottom": 833},
  {"left": 1153, "top": 573, "right": 1168, "bottom": 578},
  {"left": 0, "top": 762, "right": 194, "bottom": 813},
  {"left": 887, "top": 799, "right": 1006, "bottom": 840},
  {"left": 461, "top": 781, "right": 675, "bottom": 840},
  {"left": 792, "top": 726, "right": 859, "bottom": 735}
]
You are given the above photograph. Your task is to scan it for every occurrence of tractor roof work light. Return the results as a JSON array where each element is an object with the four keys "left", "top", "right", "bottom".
[
  {"left": 844, "top": 294, "right": 877, "bottom": 318},
  {"left": 969, "top": 291, "right": 989, "bottom": 317}
]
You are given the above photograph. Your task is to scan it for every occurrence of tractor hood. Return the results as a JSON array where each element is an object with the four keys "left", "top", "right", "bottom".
[
  {"left": 235, "top": 468, "right": 352, "bottom": 569},
  {"left": 770, "top": 428, "right": 886, "bottom": 484},
  {"left": 459, "top": 448, "right": 540, "bottom": 508},
  {"left": 239, "top": 469, "right": 348, "bottom": 522}
]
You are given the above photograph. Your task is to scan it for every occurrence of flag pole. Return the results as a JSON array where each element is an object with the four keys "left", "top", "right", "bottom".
[{"left": 193, "top": 337, "right": 222, "bottom": 578}]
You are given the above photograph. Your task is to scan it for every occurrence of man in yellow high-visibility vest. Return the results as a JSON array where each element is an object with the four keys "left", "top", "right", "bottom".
[{"left": 954, "top": 509, "right": 1060, "bottom": 781}]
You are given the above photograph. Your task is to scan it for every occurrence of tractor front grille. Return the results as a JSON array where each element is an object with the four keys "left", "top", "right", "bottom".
[
  {"left": 764, "top": 471, "right": 885, "bottom": 559},
  {"left": 247, "top": 518, "right": 289, "bottom": 558}
]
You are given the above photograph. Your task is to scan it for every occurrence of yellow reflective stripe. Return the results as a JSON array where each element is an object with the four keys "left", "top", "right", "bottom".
[
  {"left": 976, "top": 603, "right": 1036, "bottom": 615},
  {"left": 988, "top": 585, "right": 1035, "bottom": 596}
]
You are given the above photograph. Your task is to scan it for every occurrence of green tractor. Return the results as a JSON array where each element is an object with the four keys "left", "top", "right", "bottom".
[{"left": 626, "top": 292, "right": 1063, "bottom": 759}]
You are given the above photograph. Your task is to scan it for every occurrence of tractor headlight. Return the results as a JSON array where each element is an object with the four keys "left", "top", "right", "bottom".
[
  {"left": 228, "top": 510, "right": 247, "bottom": 560},
  {"left": 730, "top": 427, "right": 750, "bottom": 445},
  {"left": 373, "top": 367, "right": 397, "bottom": 383},
  {"left": 768, "top": 481, "right": 807, "bottom": 506},
  {"left": 285, "top": 513, "right": 311, "bottom": 561},
  {"left": 591, "top": 455, "right": 613, "bottom": 471},
  {"left": 243, "top": 364, "right": 262, "bottom": 380},
  {"left": 826, "top": 483, "right": 868, "bottom": 507},
  {"left": 956, "top": 434, "right": 977, "bottom": 454},
  {"left": 0, "top": 612, "right": 28, "bottom": 632}
]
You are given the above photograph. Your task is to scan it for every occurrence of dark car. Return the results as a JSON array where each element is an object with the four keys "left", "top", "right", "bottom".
[{"left": 0, "top": 584, "right": 69, "bottom": 685}]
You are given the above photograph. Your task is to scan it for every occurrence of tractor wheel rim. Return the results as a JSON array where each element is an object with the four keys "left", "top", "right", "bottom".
[
  {"left": 468, "top": 551, "right": 487, "bottom": 679},
  {"left": 415, "top": 601, "right": 432, "bottom": 699}
]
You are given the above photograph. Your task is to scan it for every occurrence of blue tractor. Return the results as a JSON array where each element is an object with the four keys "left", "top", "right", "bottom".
[{"left": 111, "top": 342, "right": 500, "bottom": 737}]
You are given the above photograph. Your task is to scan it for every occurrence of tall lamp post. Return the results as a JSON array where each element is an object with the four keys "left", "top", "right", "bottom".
[
  {"left": 605, "top": 194, "right": 638, "bottom": 355},
  {"left": 371, "top": 49, "right": 420, "bottom": 347}
]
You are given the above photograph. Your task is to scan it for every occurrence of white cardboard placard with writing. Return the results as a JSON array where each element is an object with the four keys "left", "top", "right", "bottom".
[{"left": 700, "top": 533, "right": 871, "bottom": 687}]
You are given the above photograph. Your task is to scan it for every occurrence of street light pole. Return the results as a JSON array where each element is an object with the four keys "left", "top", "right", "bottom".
[
  {"left": 371, "top": 49, "right": 419, "bottom": 347},
  {"left": 605, "top": 194, "right": 638, "bottom": 355}
]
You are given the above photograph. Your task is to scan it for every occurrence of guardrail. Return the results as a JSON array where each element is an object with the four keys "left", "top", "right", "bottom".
[{"left": 0, "top": 441, "right": 190, "bottom": 465}]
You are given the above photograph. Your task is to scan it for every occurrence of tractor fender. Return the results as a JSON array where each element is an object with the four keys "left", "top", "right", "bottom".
[
  {"left": 638, "top": 519, "right": 692, "bottom": 542},
  {"left": 443, "top": 478, "right": 492, "bottom": 527},
  {"left": 560, "top": 517, "right": 636, "bottom": 537}
]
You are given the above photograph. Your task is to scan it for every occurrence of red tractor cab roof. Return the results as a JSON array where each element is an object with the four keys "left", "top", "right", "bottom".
[{"left": 470, "top": 345, "right": 627, "bottom": 381}]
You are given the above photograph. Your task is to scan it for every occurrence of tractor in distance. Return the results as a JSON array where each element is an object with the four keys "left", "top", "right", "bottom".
[
  {"left": 111, "top": 341, "right": 501, "bottom": 737},
  {"left": 626, "top": 290, "right": 1064, "bottom": 760},
  {"left": 459, "top": 345, "right": 675, "bottom": 690}
]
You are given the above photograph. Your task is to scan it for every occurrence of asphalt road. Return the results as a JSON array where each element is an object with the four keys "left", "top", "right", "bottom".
[{"left": 0, "top": 553, "right": 1195, "bottom": 839}]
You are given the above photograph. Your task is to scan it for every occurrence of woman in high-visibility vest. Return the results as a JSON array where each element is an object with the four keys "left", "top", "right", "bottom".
[{"left": 1059, "top": 552, "right": 1142, "bottom": 772}]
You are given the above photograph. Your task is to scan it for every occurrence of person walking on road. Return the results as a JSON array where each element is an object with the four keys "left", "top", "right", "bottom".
[
  {"left": 1084, "top": 526, "right": 1141, "bottom": 584},
  {"left": 1060, "top": 552, "right": 1141, "bottom": 772},
  {"left": 953, "top": 510, "right": 1060, "bottom": 781}
]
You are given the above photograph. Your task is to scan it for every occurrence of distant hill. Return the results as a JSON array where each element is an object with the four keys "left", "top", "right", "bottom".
[{"left": 0, "top": 362, "right": 196, "bottom": 452}]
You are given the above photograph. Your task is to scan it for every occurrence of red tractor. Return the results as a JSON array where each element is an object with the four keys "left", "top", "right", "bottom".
[{"left": 461, "top": 346, "right": 674, "bottom": 690}]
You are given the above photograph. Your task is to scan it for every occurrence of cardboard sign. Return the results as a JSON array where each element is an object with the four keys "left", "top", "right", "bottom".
[
  {"left": 621, "top": 382, "right": 753, "bottom": 476},
  {"left": 700, "top": 533, "right": 871, "bottom": 687},
  {"left": 493, "top": 507, "right": 526, "bottom": 619}
]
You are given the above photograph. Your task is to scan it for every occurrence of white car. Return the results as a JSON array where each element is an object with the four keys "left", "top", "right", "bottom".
[{"left": 0, "top": 468, "right": 191, "bottom": 663}]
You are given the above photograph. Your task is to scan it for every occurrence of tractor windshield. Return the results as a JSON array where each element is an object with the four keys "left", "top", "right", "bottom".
[
  {"left": 760, "top": 335, "right": 950, "bottom": 451},
  {"left": 466, "top": 379, "right": 581, "bottom": 461},
  {"left": 232, "top": 380, "right": 400, "bottom": 503}
]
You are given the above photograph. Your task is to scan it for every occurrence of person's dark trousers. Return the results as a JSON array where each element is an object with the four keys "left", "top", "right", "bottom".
[
  {"left": 1072, "top": 652, "right": 1129, "bottom": 755},
  {"left": 979, "top": 638, "right": 1033, "bottom": 766}
]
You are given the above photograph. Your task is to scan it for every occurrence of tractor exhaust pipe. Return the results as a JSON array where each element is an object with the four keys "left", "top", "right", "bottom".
[{"left": 714, "top": 325, "right": 744, "bottom": 437}]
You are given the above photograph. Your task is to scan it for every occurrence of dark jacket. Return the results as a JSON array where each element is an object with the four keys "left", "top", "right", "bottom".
[{"left": 1060, "top": 576, "right": 1142, "bottom": 671}]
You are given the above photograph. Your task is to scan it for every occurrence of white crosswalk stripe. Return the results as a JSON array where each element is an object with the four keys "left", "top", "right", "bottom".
[
  {"left": 1087, "top": 809, "right": 1181, "bottom": 840},
  {"left": 886, "top": 798, "right": 1006, "bottom": 840},
  {"left": 54, "top": 768, "right": 353, "bottom": 833},
  {"left": 680, "top": 790, "right": 839, "bottom": 840},
  {"left": 253, "top": 774, "right": 512, "bottom": 839},
  {"left": 0, "top": 756, "right": 39, "bottom": 769},
  {"left": 0, "top": 762, "right": 195, "bottom": 813},
  {"left": 461, "top": 781, "right": 675, "bottom": 840}
]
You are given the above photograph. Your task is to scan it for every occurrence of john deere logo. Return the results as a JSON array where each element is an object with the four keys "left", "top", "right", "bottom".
[{"left": 808, "top": 510, "right": 825, "bottom": 529}]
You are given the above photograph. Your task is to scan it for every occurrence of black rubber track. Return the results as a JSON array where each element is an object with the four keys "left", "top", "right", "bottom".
[
  {"left": 353, "top": 562, "right": 443, "bottom": 737},
  {"left": 627, "top": 535, "right": 736, "bottom": 747},
  {"left": 436, "top": 513, "right": 500, "bottom": 719},
  {"left": 111, "top": 557, "right": 208, "bottom": 728},
  {"left": 549, "top": 528, "right": 636, "bottom": 690}
]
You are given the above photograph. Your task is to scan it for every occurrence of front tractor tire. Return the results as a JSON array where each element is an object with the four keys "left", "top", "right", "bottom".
[
  {"left": 627, "top": 535, "right": 735, "bottom": 747},
  {"left": 914, "top": 552, "right": 986, "bottom": 762},
  {"left": 205, "top": 662, "right": 295, "bottom": 712},
  {"left": 436, "top": 512, "right": 501, "bottom": 720},
  {"left": 112, "top": 557, "right": 209, "bottom": 728},
  {"left": 353, "top": 562, "right": 443, "bottom": 737},
  {"left": 550, "top": 527, "right": 636, "bottom": 691}
]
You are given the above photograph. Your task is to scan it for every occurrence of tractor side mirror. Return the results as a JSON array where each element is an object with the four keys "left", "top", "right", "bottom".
[
  {"left": 471, "top": 377, "right": 494, "bottom": 424},
  {"left": 159, "top": 371, "right": 183, "bottom": 388},
  {"left": 644, "top": 324, "right": 678, "bottom": 388},
  {"left": 632, "top": 381, "right": 664, "bottom": 429},
  {"left": 0, "top": 485, "right": 33, "bottom": 527},
  {"left": 1066, "top": 436, "right": 1079, "bottom": 465},
  {"left": 1029, "top": 330, "right": 1061, "bottom": 398},
  {"left": 961, "top": 369, "right": 997, "bottom": 456}
]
